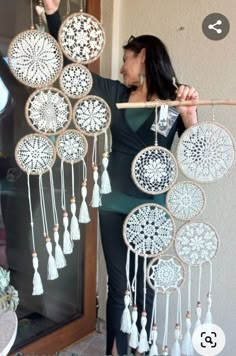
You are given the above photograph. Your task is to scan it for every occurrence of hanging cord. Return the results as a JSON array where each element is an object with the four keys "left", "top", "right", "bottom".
[
  {"left": 162, "top": 292, "right": 170, "bottom": 355},
  {"left": 70, "top": 162, "right": 80, "bottom": 240},
  {"left": 212, "top": 104, "right": 215, "bottom": 122},
  {"left": 49, "top": 168, "right": 66, "bottom": 269},
  {"left": 129, "top": 253, "right": 139, "bottom": 349},
  {"left": 138, "top": 256, "right": 149, "bottom": 353},
  {"left": 187, "top": 265, "right": 192, "bottom": 313},
  {"left": 27, "top": 173, "right": 44, "bottom": 295},
  {"left": 171, "top": 287, "right": 182, "bottom": 356},
  {"left": 131, "top": 253, "right": 139, "bottom": 306},
  {"left": 60, "top": 159, "right": 66, "bottom": 212},
  {"left": 154, "top": 105, "right": 158, "bottom": 146},
  {"left": 79, "top": 0, "right": 84, "bottom": 12},
  {"left": 79, "top": 159, "right": 91, "bottom": 223},
  {"left": 120, "top": 248, "right": 132, "bottom": 334},
  {"left": 204, "top": 260, "right": 213, "bottom": 323},
  {"left": 194, "top": 264, "right": 202, "bottom": 330},
  {"left": 91, "top": 135, "right": 101, "bottom": 207},
  {"left": 66, "top": 0, "right": 70, "bottom": 15},
  {"left": 100, "top": 131, "right": 112, "bottom": 194},
  {"left": 149, "top": 292, "right": 158, "bottom": 356},
  {"left": 39, "top": 174, "right": 58, "bottom": 280},
  {"left": 30, "top": 0, "right": 35, "bottom": 29}
]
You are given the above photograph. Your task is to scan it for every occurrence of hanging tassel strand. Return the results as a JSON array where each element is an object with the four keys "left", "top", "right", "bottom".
[
  {"left": 90, "top": 164, "right": 101, "bottom": 207},
  {"left": 171, "top": 288, "right": 182, "bottom": 356},
  {"left": 138, "top": 256, "right": 149, "bottom": 353},
  {"left": 204, "top": 260, "right": 213, "bottom": 324},
  {"left": 45, "top": 235, "right": 59, "bottom": 280},
  {"left": 79, "top": 160, "right": 90, "bottom": 223},
  {"left": 121, "top": 249, "right": 131, "bottom": 334},
  {"left": 62, "top": 211, "right": 73, "bottom": 254},
  {"left": 70, "top": 162, "right": 80, "bottom": 240},
  {"left": 100, "top": 132, "right": 112, "bottom": 194},
  {"left": 129, "top": 253, "right": 139, "bottom": 349}
]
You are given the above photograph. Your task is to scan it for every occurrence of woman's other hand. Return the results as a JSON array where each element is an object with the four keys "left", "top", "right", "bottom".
[
  {"left": 42, "top": 0, "right": 60, "bottom": 15},
  {"left": 175, "top": 85, "right": 199, "bottom": 128}
]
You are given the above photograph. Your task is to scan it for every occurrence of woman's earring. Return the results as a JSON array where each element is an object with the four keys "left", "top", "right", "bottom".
[{"left": 139, "top": 73, "right": 145, "bottom": 85}]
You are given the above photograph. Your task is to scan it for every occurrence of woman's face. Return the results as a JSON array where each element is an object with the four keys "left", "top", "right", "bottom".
[{"left": 120, "top": 49, "right": 145, "bottom": 87}]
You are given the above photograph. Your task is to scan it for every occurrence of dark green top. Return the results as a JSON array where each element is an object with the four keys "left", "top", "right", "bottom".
[{"left": 46, "top": 12, "right": 185, "bottom": 214}]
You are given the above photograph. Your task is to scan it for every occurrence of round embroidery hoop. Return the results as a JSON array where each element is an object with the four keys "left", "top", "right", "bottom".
[
  {"left": 25, "top": 87, "right": 72, "bottom": 136},
  {"left": 56, "top": 129, "right": 88, "bottom": 164},
  {"left": 59, "top": 63, "right": 93, "bottom": 99},
  {"left": 147, "top": 255, "right": 185, "bottom": 294},
  {"left": 73, "top": 95, "right": 111, "bottom": 136},
  {"left": 166, "top": 181, "right": 206, "bottom": 221},
  {"left": 131, "top": 146, "right": 178, "bottom": 195},
  {"left": 175, "top": 221, "right": 219, "bottom": 266},
  {"left": 176, "top": 121, "right": 235, "bottom": 183},
  {"left": 15, "top": 133, "right": 56, "bottom": 175},
  {"left": 8, "top": 30, "right": 63, "bottom": 88},
  {"left": 58, "top": 12, "right": 105, "bottom": 63},
  {"left": 123, "top": 203, "right": 176, "bottom": 258}
]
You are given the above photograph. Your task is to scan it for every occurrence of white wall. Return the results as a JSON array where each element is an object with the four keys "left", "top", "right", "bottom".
[{"left": 100, "top": 1, "right": 236, "bottom": 354}]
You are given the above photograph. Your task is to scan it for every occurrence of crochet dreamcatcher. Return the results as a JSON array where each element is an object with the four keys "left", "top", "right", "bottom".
[
  {"left": 175, "top": 221, "right": 219, "bottom": 355},
  {"left": 121, "top": 203, "right": 176, "bottom": 353},
  {"left": 56, "top": 129, "right": 88, "bottom": 252},
  {"left": 147, "top": 255, "right": 185, "bottom": 356}
]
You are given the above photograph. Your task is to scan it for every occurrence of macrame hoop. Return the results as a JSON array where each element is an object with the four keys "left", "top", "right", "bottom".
[
  {"left": 131, "top": 146, "right": 178, "bottom": 195},
  {"left": 73, "top": 95, "right": 111, "bottom": 136},
  {"left": 166, "top": 180, "right": 206, "bottom": 221},
  {"left": 15, "top": 133, "right": 56, "bottom": 175},
  {"left": 58, "top": 12, "right": 106, "bottom": 64},
  {"left": 123, "top": 203, "right": 176, "bottom": 258},
  {"left": 176, "top": 121, "right": 235, "bottom": 183},
  {"left": 175, "top": 221, "right": 220, "bottom": 267},
  {"left": 8, "top": 30, "right": 63, "bottom": 88},
  {"left": 56, "top": 129, "right": 88, "bottom": 163},
  {"left": 25, "top": 87, "right": 72, "bottom": 135},
  {"left": 59, "top": 63, "right": 93, "bottom": 99},
  {"left": 147, "top": 255, "right": 185, "bottom": 294}
]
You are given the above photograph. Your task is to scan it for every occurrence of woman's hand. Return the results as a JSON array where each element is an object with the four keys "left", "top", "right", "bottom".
[
  {"left": 42, "top": 0, "right": 60, "bottom": 15},
  {"left": 175, "top": 85, "right": 199, "bottom": 128}
]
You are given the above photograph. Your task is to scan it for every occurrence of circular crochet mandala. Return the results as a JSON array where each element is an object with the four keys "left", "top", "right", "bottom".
[
  {"left": 123, "top": 203, "right": 175, "bottom": 257},
  {"left": 73, "top": 95, "right": 111, "bottom": 136},
  {"left": 25, "top": 88, "right": 72, "bottom": 135},
  {"left": 8, "top": 30, "right": 63, "bottom": 88},
  {"left": 177, "top": 122, "right": 235, "bottom": 183},
  {"left": 56, "top": 129, "right": 88, "bottom": 163},
  {"left": 175, "top": 222, "right": 219, "bottom": 266},
  {"left": 58, "top": 12, "right": 105, "bottom": 63},
  {"left": 15, "top": 134, "right": 56, "bottom": 175},
  {"left": 166, "top": 181, "right": 206, "bottom": 221},
  {"left": 147, "top": 255, "right": 185, "bottom": 294},
  {"left": 59, "top": 63, "right": 93, "bottom": 99},
  {"left": 131, "top": 146, "right": 178, "bottom": 195}
]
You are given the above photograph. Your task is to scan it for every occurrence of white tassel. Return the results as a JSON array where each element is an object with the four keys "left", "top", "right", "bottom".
[
  {"left": 194, "top": 302, "right": 202, "bottom": 330},
  {"left": 79, "top": 181, "right": 91, "bottom": 223},
  {"left": 138, "top": 312, "right": 149, "bottom": 353},
  {"left": 70, "top": 197, "right": 80, "bottom": 240},
  {"left": 181, "top": 312, "right": 194, "bottom": 355},
  {"left": 204, "top": 293, "right": 212, "bottom": 324},
  {"left": 120, "top": 290, "right": 132, "bottom": 334},
  {"left": 129, "top": 305, "right": 139, "bottom": 349},
  {"left": 149, "top": 325, "right": 159, "bottom": 356},
  {"left": 53, "top": 226, "right": 67, "bottom": 269},
  {"left": 62, "top": 211, "right": 73, "bottom": 254},
  {"left": 100, "top": 152, "right": 112, "bottom": 194},
  {"left": 46, "top": 238, "right": 59, "bottom": 280},
  {"left": 32, "top": 254, "right": 44, "bottom": 295},
  {"left": 171, "top": 324, "right": 181, "bottom": 356},
  {"left": 90, "top": 165, "right": 101, "bottom": 208},
  {"left": 162, "top": 345, "right": 169, "bottom": 356}
]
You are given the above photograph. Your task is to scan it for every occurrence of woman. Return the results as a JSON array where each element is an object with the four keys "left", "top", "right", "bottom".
[{"left": 43, "top": 1, "right": 198, "bottom": 355}]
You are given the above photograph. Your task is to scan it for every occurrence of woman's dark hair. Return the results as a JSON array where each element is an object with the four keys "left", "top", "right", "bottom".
[{"left": 123, "top": 35, "right": 179, "bottom": 101}]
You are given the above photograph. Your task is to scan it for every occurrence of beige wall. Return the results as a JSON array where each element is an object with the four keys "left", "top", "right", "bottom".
[{"left": 100, "top": 1, "right": 236, "bottom": 354}]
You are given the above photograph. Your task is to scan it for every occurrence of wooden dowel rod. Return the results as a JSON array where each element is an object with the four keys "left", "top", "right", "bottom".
[{"left": 116, "top": 99, "right": 236, "bottom": 109}]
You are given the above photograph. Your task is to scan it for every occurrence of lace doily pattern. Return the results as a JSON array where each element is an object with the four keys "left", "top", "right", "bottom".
[
  {"left": 123, "top": 203, "right": 175, "bottom": 257},
  {"left": 177, "top": 122, "right": 235, "bottom": 183},
  {"left": 59, "top": 63, "right": 93, "bottom": 99},
  {"left": 58, "top": 12, "right": 105, "bottom": 63},
  {"left": 175, "top": 222, "right": 219, "bottom": 266},
  {"left": 25, "top": 88, "right": 72, "bottom": 135},
  {"left": 131, "top": 146, "right": 178, "bottom": 195},
  {"left": 166, "top": 181, "right": 206, "bottom": 221},
  {"left": 147, "top": 255, "right": 185, "bottom": 294},
  {"left": 56, "top": 129, "right": 88, "bottom": 163},
  {"left": 73, "top": 95, "right": 111, "bottom": 136},
  {"left": 15, "top": 134, "right": 56, "bottom": 175},
  {"left": 8, "top": 30, "right": 63, "bottom": 88}
]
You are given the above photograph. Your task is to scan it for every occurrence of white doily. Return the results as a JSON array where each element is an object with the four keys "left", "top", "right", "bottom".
[
  {"left": 73, "top": 95, "right": 111, "bottom": 136},
  {"left": 56, "top": 129, "right": 88, "bottom": 163},
  {"left": 131, "top": 146, "right": 178, "bottom": 195},
  {"left": 59, "top": 63, "right": 93, "bottom": 99},
  {"left": 177, "top": 122, "right": 235, "bottom": 183},
  {"left": 166, "top": 181, "right": 206, "bottom": 221},
  {"left": 8, "top": 30, "right": 63, "bottom": 88},
  {"left": 15, "top": 134, "right": 56, "bottom": 175},
  {"left": 147, "top": 255, "right": 185, "bottom": 293},
  {"left": 25, "top": 88, "right": 72, "bottom": 135},
  {"left": 123, "top": 203, "right": 175, "bottom": 257},
  {"left": 58, "top": 12, "right": 105, "bottom": 63},
  {"left": 175, "top": 222, "right": 219, "bottom": 266}
]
